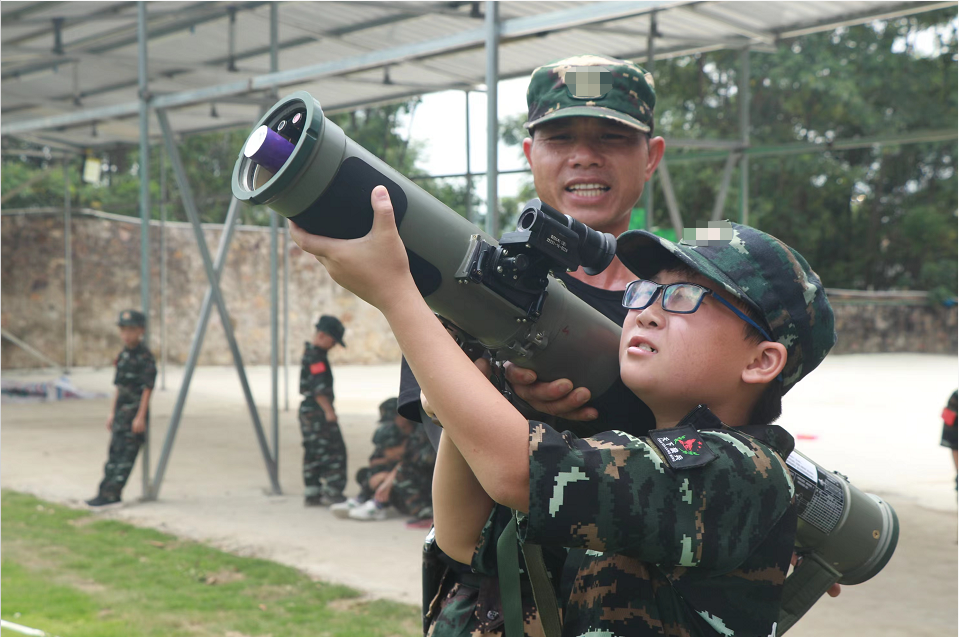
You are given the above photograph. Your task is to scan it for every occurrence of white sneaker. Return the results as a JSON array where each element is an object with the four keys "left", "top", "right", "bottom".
[
  {"left": 330, "top": 497, "right": 364, "bottom": 519},
  {"left": 348, "top": 499, "right": 398, "bottom": 521}
]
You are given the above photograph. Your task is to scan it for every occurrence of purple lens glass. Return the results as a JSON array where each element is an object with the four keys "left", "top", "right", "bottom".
[{"left": 243, "top": 125, "right": 295, "bottom": 173}]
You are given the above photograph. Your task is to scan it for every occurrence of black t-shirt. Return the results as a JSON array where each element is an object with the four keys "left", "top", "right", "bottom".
[{"left": 397, "top": 272, "right": 655, "bottom": 440}]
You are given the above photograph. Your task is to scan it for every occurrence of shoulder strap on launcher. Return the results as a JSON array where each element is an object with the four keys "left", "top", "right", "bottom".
[{"left": 497, "top": 517, "right": 563, "bottom": 637}]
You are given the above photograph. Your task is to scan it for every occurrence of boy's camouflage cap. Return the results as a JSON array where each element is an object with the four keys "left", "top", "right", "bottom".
[
  {"left": 117, "top": 309, "right": 146, "bottom": 327},
  {"left": 315, "top": 314, "right": 346, "bottom": 347},
  {"left": 525, "top": 54, "right": 656, "bottom": 133},
  {"left": 616, "top": 222, "right": 836, "bottom": 393}
]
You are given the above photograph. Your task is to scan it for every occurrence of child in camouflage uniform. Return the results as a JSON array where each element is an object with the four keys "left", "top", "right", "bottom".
[
  {"left": 347, "top": 400, "right": 437, "bottom": 523},
  {"left": 86, "top": 309, "right": 157, "bottom": 507},
  {"left": 290, "top": 183, "right": 837, "bottom": 635},
  {"left": 331, "top": 397, "right": 412, "bottom": 518},
  {"left": 299, "top": 314, "right": 347, "bottom": 506}
]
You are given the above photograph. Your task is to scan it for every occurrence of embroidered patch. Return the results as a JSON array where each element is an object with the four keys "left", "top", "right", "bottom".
[
  {"left": 650, "top": 425, "right": 717, "bottom": 470},
  {"left": 310, "top": 361, "right": 327, "bottom": 375}
]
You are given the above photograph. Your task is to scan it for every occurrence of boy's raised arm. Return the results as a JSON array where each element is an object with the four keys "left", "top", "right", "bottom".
[{"left": 290, "top": 186, "right": 531, "bottom": 511}]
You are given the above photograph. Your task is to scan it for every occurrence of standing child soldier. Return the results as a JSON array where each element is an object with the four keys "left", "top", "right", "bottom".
[
  {"left": 86, "top": 309, "right": 156, "bottom": 507},
  {"left": 290, "top": 187, "right": 836, "bottom": 635},
  {"left": 300, "top": 314, "right": 348, "bottom": 506}
]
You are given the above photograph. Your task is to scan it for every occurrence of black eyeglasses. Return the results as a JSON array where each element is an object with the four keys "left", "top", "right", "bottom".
[{"left": 622, "top": 279, "right": 773, "bottom": 342}]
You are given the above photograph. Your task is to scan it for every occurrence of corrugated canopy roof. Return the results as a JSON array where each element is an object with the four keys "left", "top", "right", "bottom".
[{"left": 1, "top": 0, "right": 951, "bottom": 150}]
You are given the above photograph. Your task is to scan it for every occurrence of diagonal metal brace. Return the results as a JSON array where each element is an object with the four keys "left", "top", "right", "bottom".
[{"left": 152, "top": 109, "right": 281, "bottom": 497}]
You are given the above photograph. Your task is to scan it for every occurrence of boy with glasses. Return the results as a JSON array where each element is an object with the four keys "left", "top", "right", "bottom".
[{"left": 290, "top": 188, "right": 835, "bottom": 634}]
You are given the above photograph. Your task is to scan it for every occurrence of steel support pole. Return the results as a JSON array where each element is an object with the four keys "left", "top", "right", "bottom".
[
  {"left": 711, "top": 153, "right": 740, "bottom": 221},
  {"left": 485, "top": 1, "right": 499, "bottom": 238},
  {"left": 155, "top": 109, "right": 281, "bottom": 496},
  {"left": 63, "top": 159, "right": 73, "bottom": 369},
  {"left": 137, "top": 0, "right": 151, "bottom": 498},
  {"left": 656, "top": 160, "right": 684, "bottom": 238},
  {"left": 465, "top": 90, "right": 473, "bottom": 224},
  {"left": 269, "top": 1, "right": 281, "bottom": 462},
  {"left": 1, "top": 329, "right": 62, "bottom": 369},
  {"left": 148, "top": 197, "right": 241, "bottom": 501},
  {"left": 159, "top": 149, "right": 167, "bottom": 390},
  {"left": 739, "top": 46, "right": 750, "bottom": 225},
  {"left": 643, "top": 11, "right": 657, "bottom": 230},
  {"left": 283, "top": 220, "right": 289, "bottom": 413}
]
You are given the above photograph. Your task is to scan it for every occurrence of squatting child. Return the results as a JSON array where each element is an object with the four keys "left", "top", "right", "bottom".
[
  {"left": 290, "top": 189, "right": 836, "bottom": 636},
  {"left": 86, "top": 309, "right": 156, "bottom": 507},
  {"left": 299, "top": 314, "right": 348, "bottom": 506}
]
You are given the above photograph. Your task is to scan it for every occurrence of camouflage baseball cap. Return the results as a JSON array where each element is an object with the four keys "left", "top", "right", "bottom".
[
  {"left": 525, "top": 54, "right": 656, "bottom": 133},
  {"left": 378, "top": 397, "right": 399, "bottom": 423},
  {"left": 616, "top": 221, "right": 836, "bottom": 393},
  {"left": 117, "top": 309, "right": 146, "bottom": 328},
  {"left": 315, "top": 314, "right": 346, "bottom": 347}
]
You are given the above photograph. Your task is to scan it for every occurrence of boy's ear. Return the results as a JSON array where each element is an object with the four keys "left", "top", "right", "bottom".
[{"left": 742, "top": 341, "right": 787, "bottom": 385}]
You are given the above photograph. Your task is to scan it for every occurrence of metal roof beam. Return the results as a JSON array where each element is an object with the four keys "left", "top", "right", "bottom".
[
  {"left": 1, "top": 1, "right": 674, "bottom": 136},
  {"left": 775, "top": 1, "right": 957, "bottom": 39},
  {"left": 3, "top": 2, "right": 136, "bottom": 49},
  {"left": 678, "top": 5, "right": 778, "bottom": 45}
]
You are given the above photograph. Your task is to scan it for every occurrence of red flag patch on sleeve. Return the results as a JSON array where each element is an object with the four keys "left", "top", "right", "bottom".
[
  {"left": 943, "top": 407, "right": 957, "bottom": 427},
  {"left": 310, "top": 361, "right": 327, "bottom": 375}
]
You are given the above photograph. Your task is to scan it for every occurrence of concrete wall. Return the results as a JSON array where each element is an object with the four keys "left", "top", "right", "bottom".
[
  {"left": 2, "top": 211, "right": 956, "bottom": 369},
  {"left": 1, "top": 211, "right": 400, "bottom": 369}
]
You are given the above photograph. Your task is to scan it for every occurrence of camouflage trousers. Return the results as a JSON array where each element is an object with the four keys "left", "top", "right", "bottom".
[
  {"left": 98, "top": 401, "right": 146, "bottom": 500},
  {"left": 427, "top": 576, "right": 545, "bottom": 637},
  {"left": 390, "top": 461, "right": 433, "bottom": 518},
  {"left": 299, "top": 400, "right": 347, "bottom": 498}
]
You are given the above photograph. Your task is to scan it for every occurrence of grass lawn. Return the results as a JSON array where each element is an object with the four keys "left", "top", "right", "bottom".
[{"left": 1, "top": 490, "right": 421, "bottom": 637}]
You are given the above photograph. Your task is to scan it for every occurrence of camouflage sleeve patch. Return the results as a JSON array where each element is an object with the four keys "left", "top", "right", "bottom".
[{"left": 520, "top": 423, "right": 794, "bottom": 573}]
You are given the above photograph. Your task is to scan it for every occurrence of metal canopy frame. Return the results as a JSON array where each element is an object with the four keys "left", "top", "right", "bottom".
[{"left": 2, "top": 0, "right": 955, "bottom": 500}]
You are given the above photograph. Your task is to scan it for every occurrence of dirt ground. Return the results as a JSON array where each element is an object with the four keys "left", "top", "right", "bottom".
[{"left": 2, "top": 353, "right": 957, "bottom": 635}]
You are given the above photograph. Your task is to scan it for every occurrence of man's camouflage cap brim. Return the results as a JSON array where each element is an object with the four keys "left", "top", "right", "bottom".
[
  {"left": 616, "top": 222, "right": 837, "bottom": 393},
  {"left": 117, "top": 309, "right": 146, "bottom": 327},
  {"left": 526, "top": 54, "right": 655, "bottom": 133},
  {"left": 315, "top": 314, "right": 346, "bottom": 347}
]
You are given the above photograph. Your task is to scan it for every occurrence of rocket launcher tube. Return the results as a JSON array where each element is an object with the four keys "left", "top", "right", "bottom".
[{"left": 232, "top": 91, "right": 621, "bottom": 400}]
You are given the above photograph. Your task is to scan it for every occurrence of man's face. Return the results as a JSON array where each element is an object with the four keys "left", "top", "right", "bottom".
[
  {"left": 313, "top": 331, "right": 336, "bottom": 350},
  {"left": 119, "top": 326, "right": 144, "bottom": 348},
  {"left": 618, "top": 269, "right": 760, "bottom": 415},
  {"left": 523, "top": 117, "right": 664, "bottom": 234}
]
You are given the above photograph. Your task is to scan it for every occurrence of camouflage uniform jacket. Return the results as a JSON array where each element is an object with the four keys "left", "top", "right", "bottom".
[
  {"left": 113, "top": 342, "right": 157, "bottom": 412},
  {"left": 369, "top": 420, "right": 409, "bottom": 470},
  {"left": 402, "top": 422, "right": 436, "bottom": 471},
  {"left": 512, "top": 404, "right": 797, "bottom": 637},
  {"left": 299, "top": 342, "right": 334, "bottom": 404}
]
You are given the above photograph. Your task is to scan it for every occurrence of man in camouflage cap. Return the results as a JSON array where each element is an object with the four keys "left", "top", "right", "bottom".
[
  {"left": 413, "top": 54, "right": 665, "bottom": 636},
  {"left": 419, "top": 54, "right": 665, "bottom": 636},
  {"left": 86, "top": 309, "right": 156, "bottom": 507}
]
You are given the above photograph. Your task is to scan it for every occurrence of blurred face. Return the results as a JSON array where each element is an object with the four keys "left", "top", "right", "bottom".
[
  {"left": 395, "top": 414, "right": 416, "bottom": 434},
  {"left": 523, "top": 117, "right": 664, "bottom": 235},
  {"left": 618, "top": 270, "right": 759, "bottom": 419},
  {"left": 119, "top": 326, "right": 144, "bottom": 348},
  {"left": 313, "top": 331, "right": 336, "bottom": 349}
]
